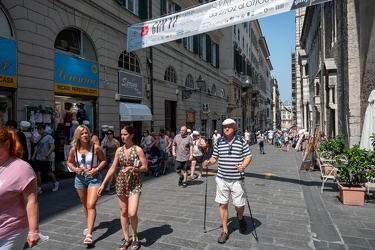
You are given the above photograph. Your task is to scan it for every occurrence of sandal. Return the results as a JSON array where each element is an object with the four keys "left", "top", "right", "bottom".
[
  {"left": 83, "top": 234, "right": 92, "bottom": 245},
  {"left": 131, "top": 235, "right": 139, "bottom": 250},
  {"left": 83, "top": 228, "right": 88, "bottom": 235},
  {"left": 118, "top": 239, "right": 131, "bottom": 250}
]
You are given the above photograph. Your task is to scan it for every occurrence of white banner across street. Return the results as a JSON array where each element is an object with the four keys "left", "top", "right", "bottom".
[{"left": 127, "top": 0, "right": 331, "bottom": 52}]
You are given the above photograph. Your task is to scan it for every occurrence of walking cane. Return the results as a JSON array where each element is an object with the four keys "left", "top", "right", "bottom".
[
  {"left": 241, "top": 172, "right": 259, "bottom": 241},
  {"left": 204, "top": 166, "right": 208, "bottom": 233}
]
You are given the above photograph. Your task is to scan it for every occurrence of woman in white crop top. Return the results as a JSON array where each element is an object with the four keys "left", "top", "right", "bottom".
[{"left": 67, "top": 125, "right": 106, "bottom": 245}]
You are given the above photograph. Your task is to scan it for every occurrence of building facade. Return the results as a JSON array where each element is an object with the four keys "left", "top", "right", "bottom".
[
  {"left": 295, "top": 0, "right": 369, "bottom": 147},
  {"left": 0, "top": 0, "right": 278, "bottom": 147}
]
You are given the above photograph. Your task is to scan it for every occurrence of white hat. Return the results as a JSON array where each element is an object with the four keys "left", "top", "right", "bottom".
[
  {"left": 192, "top": 130, "right": 200, "bottom": 136},
  {"left": 20, "top": 121, "right": 31, "bottom": 130},
  {"left": 72, "top": 120, "right": 79, "bottom": 125},
  {"left": 82, "top": 120, "right": 90, "bottom": 125},
  {"left": 222, "top": 118, "right": 236, "bottom": 125},
  {"left": 108, "top": 125, "right": 114, "bottom": 130},
  {"left": 102, "top": 125, "right": 109, "bottom": 131},
  {"left": 187, "top": 129, "right": 192, "bottom": 133}
]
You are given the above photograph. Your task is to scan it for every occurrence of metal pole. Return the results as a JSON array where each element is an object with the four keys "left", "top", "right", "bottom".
[
  {"left": 241, "top": 172, "right": 258, "bottom": 241},
  {"left": 203, "top": 166, "right": 208, "bottom": 233}
]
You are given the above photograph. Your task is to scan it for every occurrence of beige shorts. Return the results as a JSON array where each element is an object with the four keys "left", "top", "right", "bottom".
[{"left": 215, "top": 177, "right": 246, "bottom": 207}]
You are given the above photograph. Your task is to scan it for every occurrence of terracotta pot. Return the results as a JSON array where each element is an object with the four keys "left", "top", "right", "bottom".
[
  {"left": 338, "top": 183, "right": 366, "bottom": 206},
  {"left": 324, "top": 166, "right": 333, "bottom": 174}
]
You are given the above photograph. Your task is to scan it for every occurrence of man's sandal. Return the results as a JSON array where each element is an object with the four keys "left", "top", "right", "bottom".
[
  {"left": 118, "top": 239, "right": 131, "bottom": 250},
  {"left": 83, "top": 234, "right": 93, "bottom": 245},
  {"left": 131, "top": 235, "right": 140, "bottom": 250}
]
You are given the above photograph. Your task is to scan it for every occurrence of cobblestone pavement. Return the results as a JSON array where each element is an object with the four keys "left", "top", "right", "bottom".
[{"left": 28, "top": 143, "right": 375, "bottom": 250}]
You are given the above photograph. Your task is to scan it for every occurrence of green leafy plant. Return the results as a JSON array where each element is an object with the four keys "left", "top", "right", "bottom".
[
  {"left": 371, "top": 133, "right": 375, "bottom": 150},
  {"left": 318, "top": 133, "right": 347, "bottom": 156},
  {"left": 336, "top": 145, "right": 375, "bottom": 187}
]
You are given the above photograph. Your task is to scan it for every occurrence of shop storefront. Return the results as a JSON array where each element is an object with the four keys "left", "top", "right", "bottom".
[
  {"left": 0, "top": 37, "right": 16, "bottom": 126},
  {"left": 53, "top": 52, "right": 99, "bottom": 171},
  {"left": 118, "top": 70, "right": 152, "bottom": 143}
]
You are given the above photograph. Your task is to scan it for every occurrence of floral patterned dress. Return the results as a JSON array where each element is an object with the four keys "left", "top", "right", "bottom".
[{"left": 116, "top": 145, "right": 142, "bottom": 197}]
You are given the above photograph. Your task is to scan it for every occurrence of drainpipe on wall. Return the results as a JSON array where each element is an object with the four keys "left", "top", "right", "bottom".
[{"left": 149, "top": 0, "right": 154, "bottom": 132}]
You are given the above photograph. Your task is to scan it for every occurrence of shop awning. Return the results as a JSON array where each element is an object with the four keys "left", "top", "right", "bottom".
[{"left": 119, "top": 103, "right": 153, "bottom": 121}]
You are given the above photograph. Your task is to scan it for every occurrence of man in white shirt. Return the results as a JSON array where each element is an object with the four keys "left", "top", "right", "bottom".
[
  {"left": 212, "top": 130, "right": 221, "bottom": 145},
  {"left": 244, "top": 130, "right": 250, "bottom": 145}
]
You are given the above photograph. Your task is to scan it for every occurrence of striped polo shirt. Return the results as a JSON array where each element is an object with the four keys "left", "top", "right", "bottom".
[{"left": 212, "top": 135, "right": 252, "bottom": 180}]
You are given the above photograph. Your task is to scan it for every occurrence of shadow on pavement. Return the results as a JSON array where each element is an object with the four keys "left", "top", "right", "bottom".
[
  {"left": 138, "top": 224, "right": 173, "bottom": 247},
  {"left": 92, "top": 218, "right": 121, "bottom": 244}
]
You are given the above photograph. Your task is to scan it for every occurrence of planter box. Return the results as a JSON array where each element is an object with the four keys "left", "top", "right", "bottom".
[{"left": 338, "top": 183, "right": 366, "bottom": 206}]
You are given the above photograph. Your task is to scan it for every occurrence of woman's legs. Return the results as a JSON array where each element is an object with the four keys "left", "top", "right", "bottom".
[
  {"left": 198, "top": 162, "right": 203, "bottom": 177},
  {"left": 118, "top": 195, "right": 130, "bottom": 242},
  {"left": 190, "top": 160, "right": 197, "bottom": 179}
]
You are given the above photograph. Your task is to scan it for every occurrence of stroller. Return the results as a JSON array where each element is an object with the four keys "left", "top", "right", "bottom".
[{"left": 144, "top": 146, "right": 165, "bottom": 177}]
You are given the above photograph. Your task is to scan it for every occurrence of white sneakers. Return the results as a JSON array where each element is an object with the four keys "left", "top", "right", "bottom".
[
  {"left": 52, "top": 182, "right": 59, "bottom": 192},
  {"left": 37, "top": 182, "right": 59, "bottom": 194}
]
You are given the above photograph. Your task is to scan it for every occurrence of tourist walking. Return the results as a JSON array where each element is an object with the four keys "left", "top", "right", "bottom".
[
  {"left": 158, "top": 129, "right": 172, "bottom": 173},
  {"left": 172, "top": 126, "right": 193, "bottom": 188},
  {"left": 204, "top": 118, "right": 252, "bottom": 244},
  {"left": 67, "top": 124, "right": 106, "bottom": 245},
  {"left": 98, "top": 125, "right": 148, "bottom": 250},
  {"left": 189, "top": 130, "right": 206, "bottom": 179},
  {"left": 103, "top": 128, "right": 120, "bottom": 191},
  {"left": 0, "top": 127, "right": 40, "bottom": 249},
  {"left": 31, "top": 124, "right": 59, "bottom": 194},
  {"left": 140, "top": 130, "right": 156, "bottom": 158}
]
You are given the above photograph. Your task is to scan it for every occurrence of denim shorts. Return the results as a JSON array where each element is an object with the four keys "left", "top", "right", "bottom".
[{"left": 74, "top": 172, "right": 102, "bottom": 189}]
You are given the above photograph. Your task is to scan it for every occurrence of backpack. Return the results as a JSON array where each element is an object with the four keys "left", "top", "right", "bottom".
[{"left": 202, "top": 139, "right": 209, "bottom": 154}]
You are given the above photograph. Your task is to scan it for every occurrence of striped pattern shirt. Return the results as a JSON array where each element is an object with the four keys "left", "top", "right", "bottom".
[{"left": 212, "top": 135, "right": 252, "bottom": 180}]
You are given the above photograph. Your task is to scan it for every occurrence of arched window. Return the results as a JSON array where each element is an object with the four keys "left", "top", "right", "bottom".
[
  {"left": 54, "top": 28, "right": 97, "bottom": 61},
  {"left": 0, "top": 8, "right": 13, "bottom": 38},
  {"left": 164, "top": 66, "right": 177, "bottom": 84},
  {"left": 185, "top": 74, "right": 194, "bottom": 89},
  {"left": 118, "top": 51, "right": 140, "bottom": 73}
]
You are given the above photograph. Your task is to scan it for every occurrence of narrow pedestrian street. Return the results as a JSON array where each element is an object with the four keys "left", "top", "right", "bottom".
[{"left": 31, "top": 143, "right": 375, "bottom": 250}]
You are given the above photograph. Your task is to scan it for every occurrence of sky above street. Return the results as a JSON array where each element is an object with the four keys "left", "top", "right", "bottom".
[{"left": 259, "top": 10, "right": 296, "bottom": 103}]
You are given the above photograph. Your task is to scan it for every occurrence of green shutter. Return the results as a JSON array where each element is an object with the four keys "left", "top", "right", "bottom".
[
  {"left": 175, "top": 3, "right": 181, "bottom": 12},
  {"left": 206, "top": 35, "right": 212, "bottom": 63},
  {"left": 193, "top": 35, "right": 199, "bottom": 54},
  {"left": 216, "top": 44, "right": 219, "bottom": 68},
  {"left": 160, "top": 0, "right": 166, "bottom": 15},
  {"left": 138, "top": 0, "right": 148, "bottom": 20}
]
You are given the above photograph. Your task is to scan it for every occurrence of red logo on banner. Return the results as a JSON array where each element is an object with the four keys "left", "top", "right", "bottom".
[{"left": 141, "top": 26, "right": 149, "bottom": 37}]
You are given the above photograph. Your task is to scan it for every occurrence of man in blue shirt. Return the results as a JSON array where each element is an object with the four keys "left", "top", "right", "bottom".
[{"left": 204, "top": 118, "right": 252, "bottom": 244}]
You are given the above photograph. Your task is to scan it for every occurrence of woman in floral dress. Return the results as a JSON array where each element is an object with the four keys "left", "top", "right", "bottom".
[{"left": 98, "top": 125, "right": 148, "bottom": 250}]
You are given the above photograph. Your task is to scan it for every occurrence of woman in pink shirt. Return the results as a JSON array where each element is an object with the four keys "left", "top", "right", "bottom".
[{"left": 0, "top": 127, "right": 40, "bottom": 249}]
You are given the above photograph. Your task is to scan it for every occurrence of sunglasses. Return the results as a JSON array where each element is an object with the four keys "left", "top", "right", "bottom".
[
  {"left": 228, "top": 145, "right": 233, "bottom": 155},
  {"left": 81, "top": 154, "right": 86, "bottom": 164},
  {"left": 108, "top": 133, "right": 113, "bottom": 135}
]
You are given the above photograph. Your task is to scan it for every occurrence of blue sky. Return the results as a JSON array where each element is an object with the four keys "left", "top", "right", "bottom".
[{"left": 258, "top": 10, "right": 296, "bottom": 103}]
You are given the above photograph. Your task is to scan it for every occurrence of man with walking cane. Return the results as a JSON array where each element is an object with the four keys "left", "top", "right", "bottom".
[{"left": 204, "top": 118, "right": 253, "bottom": 244}]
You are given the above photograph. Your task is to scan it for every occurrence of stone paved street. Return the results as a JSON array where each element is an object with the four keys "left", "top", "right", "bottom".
[{"left": 29, "top": 143, "right": 375, "bottom": 250}]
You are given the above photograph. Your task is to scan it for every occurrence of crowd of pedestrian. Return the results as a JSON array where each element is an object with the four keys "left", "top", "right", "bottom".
[{"left": 3, "top": 118, "right": 295, "bottom": 248}]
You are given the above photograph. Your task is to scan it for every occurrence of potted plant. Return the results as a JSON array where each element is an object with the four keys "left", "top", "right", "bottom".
[
  {"left": 318, "top": 133, "right": 347, "bottom": 157},
  {"left": 336, "top": 145, "right": 374, "bottom": 206}
]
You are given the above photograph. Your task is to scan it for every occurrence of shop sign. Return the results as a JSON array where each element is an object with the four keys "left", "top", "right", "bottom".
[
  {"left": 202, "top": 103, "right": 209, "bottom": 114},
  {"left": 118, "top": 70, "right": 143, "bottom": 99},
  {"left": 0, "top": 38, "right": 17, "bottom": 88},
  {"left": 186, "top": 111, "right": 195, "bottom": 123},
  {"left": 54, "top": 52, "right": 99, "bottom": 96}
]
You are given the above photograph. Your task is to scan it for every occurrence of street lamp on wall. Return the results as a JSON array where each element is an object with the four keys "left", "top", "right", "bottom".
[{"left": 181, "top": 75, "right": 205, "bottom": 100}]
